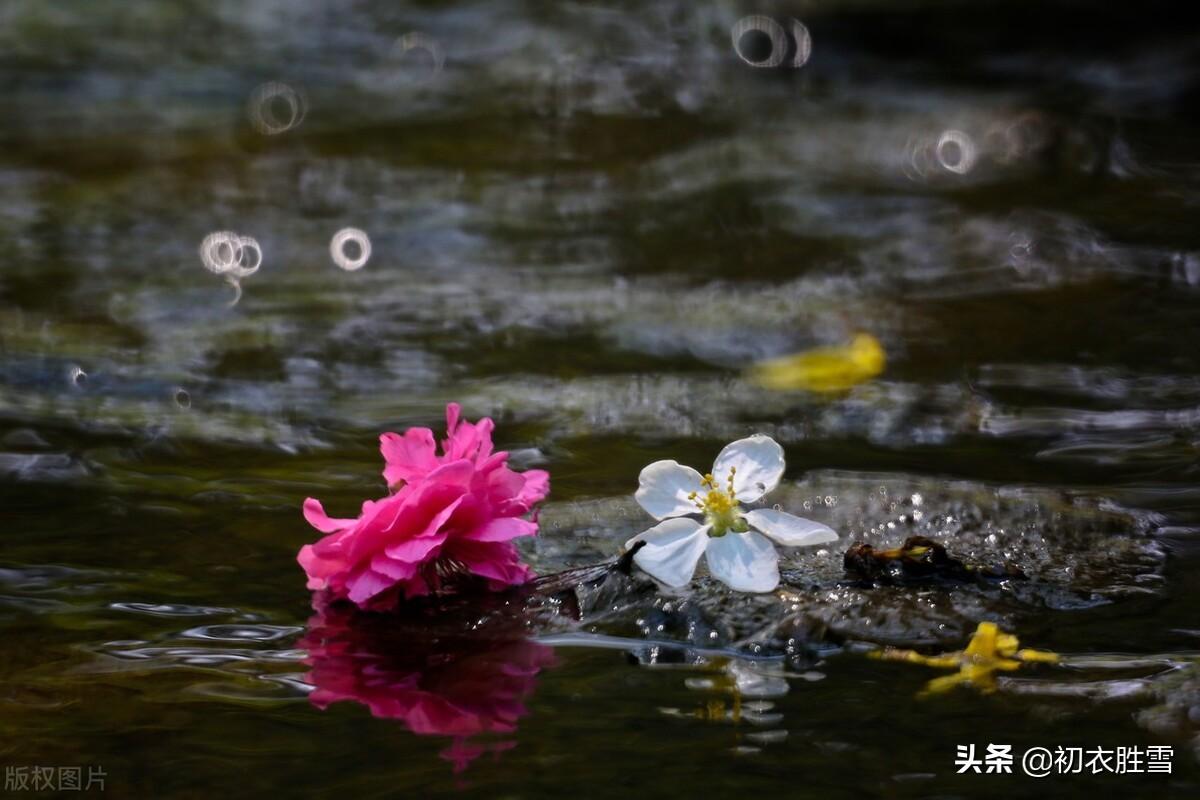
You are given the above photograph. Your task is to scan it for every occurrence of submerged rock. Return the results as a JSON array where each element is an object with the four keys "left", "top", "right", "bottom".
[{"left": 842, "top": 535, "right": 1027, "bottom": 587}]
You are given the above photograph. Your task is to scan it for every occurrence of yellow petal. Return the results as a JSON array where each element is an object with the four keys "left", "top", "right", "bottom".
[{"left": 747, "top": 334, "right": 885, "bottom": 393}]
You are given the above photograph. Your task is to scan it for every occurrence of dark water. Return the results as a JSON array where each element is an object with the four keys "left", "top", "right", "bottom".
[{"left": 3, "top": 1, "right": 1200, "bottom": 797}]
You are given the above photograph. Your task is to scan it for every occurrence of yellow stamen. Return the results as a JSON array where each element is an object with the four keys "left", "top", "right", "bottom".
[{"left": 695, "top": 466, "right": 743, "bottom": 535}]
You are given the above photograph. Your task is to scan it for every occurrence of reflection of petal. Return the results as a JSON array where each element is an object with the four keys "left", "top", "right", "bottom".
[
  {"left": 301, "top": 602, "right": 556, "bottom": 771},
  {"left": 635, "top": 460, "right": 705, "bottom": 519},
  {"left": 705, "top": 532, "right": 780, "bottom": 592},
  {"left": 628, "top": 517, "right": 709, "bottom": 587},
  {"left": 712, "top": 436, "right": 785, "bottom": 502},
  {"left": 440, "top": 739, "right": 516, "bottom": 774},
  {"left": 743, "top": 508, "right": 837, "bottom": 547},
  {"left": 728, "top": 662, "right": 790, "bottom": 698}
]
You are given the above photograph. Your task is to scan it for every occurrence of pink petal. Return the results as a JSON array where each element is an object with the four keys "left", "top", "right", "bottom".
[
  {"left": 380, "top": 427, "right": 439, "bottom": 486},
  {"left": 508, "top": 469, "right": 549, "bottom": 513},
  {"left": 383, "top": 494, "right": 462, "bottom": 560},
  {"left": 424, "top": 458, "right": 476, "bottom": 488},
  {"left": 302, "top": 497, "right": 356, "bottom": 534},
  {"left": 464, "top": 517, "right": 538, "bottom": 543},
  {"left": 473, "top": 417, "right": 495, "bottom": 461},
  {"left": 383, "top": 531, "right": 446, "bottom": 562},
  {"left": 297, "top": 545, "right": 331, "bottom": 590},
  {"left": 442, "top": 407, "right": 496, "bottom": 463},
  {"left": 449, "top": 541, "right": 533, "bottom": 586},
  {"left": 369, "top": 553, "right": 421, "bottom": 581},
  {"left": 297, "top": 543, "right": 347, "bottom": 582},
  {"left": 478, "top": 451, "right": 509, "bottom": 473},
  {"left": 346, "top": 474, "right": 468, "bottom": 564},
  {"left": 445, "top": 402, "right": 462, "bottom": 439},
  {"left": 346, "top": 567, "right": 396, "bottom": 605}
]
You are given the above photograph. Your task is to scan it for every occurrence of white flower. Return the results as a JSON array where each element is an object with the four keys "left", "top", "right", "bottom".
[{"left": 625, "top": 435, "right": 837, "bottom": 592}]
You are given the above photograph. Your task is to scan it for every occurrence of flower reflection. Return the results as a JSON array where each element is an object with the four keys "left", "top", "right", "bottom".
[
  {"left": 300, "top": 600, "right": 556, "bottom": 771},
  {"left": 657, "top": 656, "right": 807, "bottom": 753}
]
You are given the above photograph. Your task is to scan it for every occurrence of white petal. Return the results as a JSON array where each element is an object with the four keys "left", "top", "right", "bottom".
[
  {"left": 743, "top": 508, "right": 838, "bottom": 547},
  {"left": 634, "top": 460, "right": 705, "bottom": 519},
  {"left": 712, "top": 435, "right": 785, "bottom": 502},
  {"left": 704, "top": 531, "right": 780, "bottom": 592},
  {"left": 628, "top": 518, "right": 710, "bottom": 587}
]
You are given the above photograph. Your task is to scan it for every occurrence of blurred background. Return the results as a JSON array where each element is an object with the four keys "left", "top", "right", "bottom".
[{"left": 2, "top": 1, "right": 1199, "bottom": 797}]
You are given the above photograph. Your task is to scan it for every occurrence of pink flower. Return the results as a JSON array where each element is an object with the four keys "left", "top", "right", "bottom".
[
  {"left": 298, "top": 404, "right": 550, "bottom": 608},
  {"left": 300, "top": 600, "right": 555, "bottom": 771}
]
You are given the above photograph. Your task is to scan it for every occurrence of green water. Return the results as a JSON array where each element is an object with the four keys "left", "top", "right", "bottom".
[{"left": 2, "top": 1, "right": 1200, "bottom": 797}]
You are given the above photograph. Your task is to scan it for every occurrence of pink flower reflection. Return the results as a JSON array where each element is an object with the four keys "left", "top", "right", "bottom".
[{"left": 300, "top": 600, "right": 556, "bottom": 771}]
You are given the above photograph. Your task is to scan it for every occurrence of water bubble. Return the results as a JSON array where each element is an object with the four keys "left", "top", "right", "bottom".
[
  {"left": 247, "top": 82, "right": 306, "bottom": 135},
  {"left": 199, "top": 232, "right": 262, "bottom": 306},
  {"left": 330, "top": 228, "right": 372, "bottom": 271},
  {"left": 225, "top": 281, "right": 243, "bottom": 307},
  {"left": 789, "top": 20, "right": 813, "bottom": 67},
  {"left": 229, "top": 237, "right": 262, "bottom": 278},
  {"left": 1169, "top": 253, "right": 1200, "bottom": 287},
  {"left": 391, "top": 32, "right": 445, "bottom": 80},
  {"left": 173, "top": 388, "right": 191, "bottom": 409},
  {"left": 199, "top": 231, "right": 241, "bottom": 274},
  {"left": 200, "top": 232, "right": 261, "bottom": 278},
  {"left": 68, "top": 366, "right": 87, "bottom": 387},
  {"left": 731, "top": 16, "right": 788, "bottom": 68},
  {"left": 1009, "top": 233, "right": 1034, "bottom": 261},
  {"left": 935, "top": 129, "right": 977, "bottom": 174}
]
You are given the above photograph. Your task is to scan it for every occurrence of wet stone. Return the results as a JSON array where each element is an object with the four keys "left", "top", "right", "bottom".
[{"left": 550, "top": 472, "right": 1167, "bottom": 654}]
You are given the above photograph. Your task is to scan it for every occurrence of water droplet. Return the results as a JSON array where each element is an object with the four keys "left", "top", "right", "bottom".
[
  {"left": 68, "top": 366, "right": 87, "bottom": 387},
  {"left": 173, "top": 388, "right": 191, "bottom": 409}
]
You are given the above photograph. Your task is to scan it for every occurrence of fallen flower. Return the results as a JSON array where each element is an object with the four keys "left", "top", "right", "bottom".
[
  {"left": 746, "top": 333, "right": 885, "bottom": 393},
  {"left": 871, "top": 621, "right": 1059, "bottom": 696},
  {"left": 298, "top": 403, "right": 549, "bottom": 608},
  {"left": 626, "top": 435, "right": 838, "bottom": 592}
]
